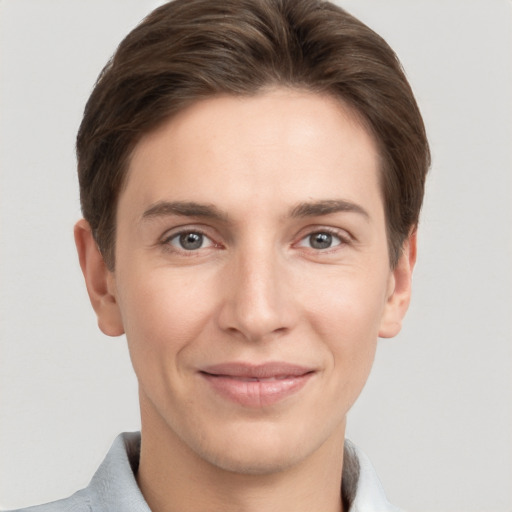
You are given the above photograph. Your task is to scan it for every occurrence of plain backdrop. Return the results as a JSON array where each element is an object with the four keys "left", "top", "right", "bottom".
[{"left": 1, "top": 1, "right": 511, "bottom": 510}]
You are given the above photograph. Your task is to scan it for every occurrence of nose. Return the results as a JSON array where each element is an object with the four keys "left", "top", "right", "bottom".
[{"left": 217, "top": 246, "right": 297, "bottom": 342}]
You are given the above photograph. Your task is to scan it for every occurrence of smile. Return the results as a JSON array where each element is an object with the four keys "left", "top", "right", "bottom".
[
  {"left": 232, "top": 376, "right": 293, "bottom": 382},
  {"left": 199, "top": 362, "right": 315, "bottom": 407}
]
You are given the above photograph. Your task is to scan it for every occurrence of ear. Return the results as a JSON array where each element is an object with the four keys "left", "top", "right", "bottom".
[
  {"left": 74, "top": 219, "right": 125, "bottom": 337},
  {"left": 378, "top": 230, "right": 417, "bottom": 338}
]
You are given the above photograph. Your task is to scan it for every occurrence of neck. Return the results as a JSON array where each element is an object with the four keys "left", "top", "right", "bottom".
[{"left": 136, "top": 399, "right": 346, "bottom": 512}]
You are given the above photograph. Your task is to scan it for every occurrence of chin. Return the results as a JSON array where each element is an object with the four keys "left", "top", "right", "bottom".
[
  {"left": 200, "top": 441, "right": 306, "bottom": 476},
  {"left": 183, "top": 419, "right": 331, "bottom": 476}
]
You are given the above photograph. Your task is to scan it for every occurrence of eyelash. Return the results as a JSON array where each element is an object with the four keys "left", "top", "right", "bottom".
[
  {"left": 159, "top": 226, "right": 351, "bottom": 255},
  {"left": 160, "top": 228, "right": 219, "bottom": 254},
  {"left": 295, "top": 227, "right": 351, "bottom": 253}
]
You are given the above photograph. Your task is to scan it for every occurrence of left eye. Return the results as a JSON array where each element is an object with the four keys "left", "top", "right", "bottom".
[
  {"left": 298, "top": 231, "right": 343, "bottom": 250},
  {"left": 168, "top": 232, "right": 214, "bottom": 251}
]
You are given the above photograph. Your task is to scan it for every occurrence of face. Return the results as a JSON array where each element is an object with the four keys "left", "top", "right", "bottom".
[{"left": 77, "top": 88, "right": 414, "bottom": 476}]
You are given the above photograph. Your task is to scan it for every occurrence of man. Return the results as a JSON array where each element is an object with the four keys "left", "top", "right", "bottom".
[{"left": 10, "top": 0, "right": 429, "bottom": 510}]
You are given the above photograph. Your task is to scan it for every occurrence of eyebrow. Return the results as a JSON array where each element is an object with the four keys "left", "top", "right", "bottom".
[
  {"left": 289, "top": 199, "right": 369, "bottom": 220},
  {"left": 141, "top": 198, "right": 369, "bottom": 223},
  {"left": 141, "top": 201, "right": 229, "bottom": 222}
]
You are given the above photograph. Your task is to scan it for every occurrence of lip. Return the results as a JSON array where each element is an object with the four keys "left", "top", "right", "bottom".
[{"left": 199, "top": 362, "right": 316, "bottom": 407}]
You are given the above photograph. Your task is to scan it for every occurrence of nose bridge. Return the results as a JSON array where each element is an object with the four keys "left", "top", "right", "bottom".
[{"left": 219, "top": 237, "right": 293, "bottom": 341}]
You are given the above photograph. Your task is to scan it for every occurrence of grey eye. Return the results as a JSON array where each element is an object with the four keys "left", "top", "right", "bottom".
[
  {"left": 298, "top": 231, "right": 343, "bottom": 250},
  {"left": 167, "top": 231, "right": 214, "bottom": 251},
  {"left": 178, "top": 232, "right": 204, "bottom": 250},
  {"left": 309, "top": 232, "right": 333, "bottom": 249}
]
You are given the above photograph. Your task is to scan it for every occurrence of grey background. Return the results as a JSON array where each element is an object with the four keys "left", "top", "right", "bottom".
[{"left": 1, "top": 0, "right": 511, "bottom": 510}]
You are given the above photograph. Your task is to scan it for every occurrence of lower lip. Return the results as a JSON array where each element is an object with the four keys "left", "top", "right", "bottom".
[{"left": 200, "top": 372, "right": 314, "bottom": 407}]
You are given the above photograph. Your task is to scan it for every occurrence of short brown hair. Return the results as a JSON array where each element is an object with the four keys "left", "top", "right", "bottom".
[{"left": 77, "top": 0, "right": 430, "bottom": 269}]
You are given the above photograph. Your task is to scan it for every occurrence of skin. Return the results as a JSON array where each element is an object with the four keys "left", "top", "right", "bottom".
[{"left": 75, "top": 88, "right": 416, "bottom": 512}]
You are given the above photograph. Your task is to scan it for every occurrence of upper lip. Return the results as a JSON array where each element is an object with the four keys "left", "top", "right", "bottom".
[{"left": 200, "top": 362, "right": 315, "bottom": 379}]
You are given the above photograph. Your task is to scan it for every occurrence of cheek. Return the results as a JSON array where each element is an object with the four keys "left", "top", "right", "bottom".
[
  {"left": 116, "top": 268, "right": 217, "bottom": 368},
  {"left": 302, "top": 266, "right": 389, "bottom": 341},
  {"left": 298, "top": 266, "right": 389, "bottom": 395}
]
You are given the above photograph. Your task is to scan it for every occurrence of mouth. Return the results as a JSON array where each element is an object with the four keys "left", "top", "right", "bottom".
[{"left": 199, "top": 362, "right": 316, "bottom": 407}]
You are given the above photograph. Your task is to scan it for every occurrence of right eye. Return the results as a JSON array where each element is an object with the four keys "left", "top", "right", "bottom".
[{"left": 165, "top": 231, "right": 215, "bottom": 251}]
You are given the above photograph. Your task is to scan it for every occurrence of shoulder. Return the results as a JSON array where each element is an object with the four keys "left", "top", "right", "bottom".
[
  {"left": 344, "top": 439, "right": 405, "bottom": 512},
  {"left": 3, "top": 488, "right": 92, "bottom": 512},
  {"left": 3, "top": 432, "right": 146, "bottom": 512}
]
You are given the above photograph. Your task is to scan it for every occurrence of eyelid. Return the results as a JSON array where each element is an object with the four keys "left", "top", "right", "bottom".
[
  {"left": 170, "top": 232, "right": 214, "bottom": 249},
  {"left": 159, "top": 224, "right": 222, "bottom": 253},
  {"left": 294, "top": 226, "right": 352, "bottom": 250},
  {"left": 161, "top": 226, "right": 207, "bottom": 243},
  {"left": 157, "top": 223, "right": 352, "bottom": 253}
]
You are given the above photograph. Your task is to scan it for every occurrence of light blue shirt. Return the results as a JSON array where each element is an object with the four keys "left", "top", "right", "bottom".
[{"left": 7, "top": 432, "right": 402, "bottom": 512}]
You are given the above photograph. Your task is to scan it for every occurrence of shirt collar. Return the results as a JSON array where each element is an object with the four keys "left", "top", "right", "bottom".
[
  {"left": 344, "top": 439, "right": 403, "bottom": 512},
  {"left": 86, "top": 432, "right": 400, "bottom": 512},
  {"left": 86, "top": 432, "right": 150, "bottom": 512}
]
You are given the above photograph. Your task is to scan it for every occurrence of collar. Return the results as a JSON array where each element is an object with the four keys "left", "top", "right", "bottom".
[
  {"left": 84, "top": 432, "right": 401, "bottom": 512},
  {"left": 343, "top": 439, "right": 403, "bottom": 512}
]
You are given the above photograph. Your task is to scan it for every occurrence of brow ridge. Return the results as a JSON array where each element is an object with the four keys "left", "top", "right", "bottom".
[
  {"left": 141, "top": 199, "right": 369, "bottom": 223},
  {"left": 141, "top": 201, "right": 228, "bottom": 222},
  {"left": 289, "top": 199, "right": 369, "bottom": 219}
]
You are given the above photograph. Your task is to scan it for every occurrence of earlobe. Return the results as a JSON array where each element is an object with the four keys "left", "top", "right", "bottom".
[
  {"left": 378, "top": 230, "right": 417, "bottom": 339},
  {"left": 74, "top": 219, "right": 125, "bottom": 337}
]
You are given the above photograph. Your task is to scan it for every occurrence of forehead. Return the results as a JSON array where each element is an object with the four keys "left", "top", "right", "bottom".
[{"left": 122, "top": 89, "right": 382, "bottom": 220}]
